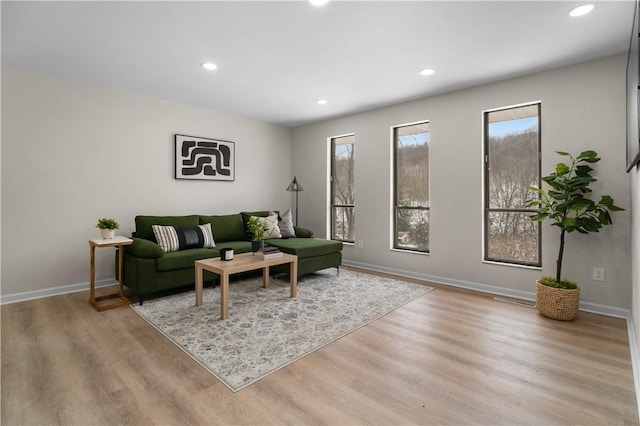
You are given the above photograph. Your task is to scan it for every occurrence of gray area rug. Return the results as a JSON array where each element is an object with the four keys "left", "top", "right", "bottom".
[{"left": 131, "top": 269, "right": 433, "bottom": 392}]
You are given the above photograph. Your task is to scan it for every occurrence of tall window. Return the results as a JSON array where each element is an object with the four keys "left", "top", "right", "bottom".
[
  {"left": 330, "top": 135, "right": 355, "bottom": 242},
  {"left": 393, "top": 121, "right": 430, "bottom": 252},
  {"left": 484, "top": 103, "right": 541, "bottom": 266}
]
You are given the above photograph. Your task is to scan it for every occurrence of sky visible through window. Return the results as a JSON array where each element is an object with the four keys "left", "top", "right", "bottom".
[
  {"left": 335, "top": 144, "right": 352, "bottom": 158},
  {"left": 399, "top": 132, "right": 430, "bottom": 146},
  {"left": 490, "top": 117, "right": 538, "bottom": 137}
]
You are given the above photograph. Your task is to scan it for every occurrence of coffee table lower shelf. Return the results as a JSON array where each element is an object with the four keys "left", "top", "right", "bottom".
[{"left": 195, "top": 252, "right": 298, "bottom": 320}]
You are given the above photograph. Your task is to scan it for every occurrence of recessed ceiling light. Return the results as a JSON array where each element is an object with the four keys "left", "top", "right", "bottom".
[
  {"left": 317, "top": 99, "right": 328, "bottom": 105},
  {"left": 569, "top": 4, "right": 594, "bottom": 17},
  {"left": 309, "top": 0, "right": 329, "bottom": 6},
  {"left": 419, "top": 68, "right": 435, "bottom": 76},
  {"left": 201, "top": 62, "right": 218, "bottom": 71}
]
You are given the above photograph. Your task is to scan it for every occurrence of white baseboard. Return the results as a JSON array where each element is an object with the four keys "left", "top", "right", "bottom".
[
  {"left": 343, "top": 260, "right": 630, "bottom": 319},
  {"left": 1, "top": 278, "right": 118, "bottom": 305}
]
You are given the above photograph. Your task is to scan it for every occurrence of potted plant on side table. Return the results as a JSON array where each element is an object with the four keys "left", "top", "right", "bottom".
[
  {"left": 96, "top": 217, "right": 120, "bottom": 240},
  {"left": 246, "top": 216, "right": 268, "bottom": 252},
  {"left": 527, "top": 150, "right": 623, "bottom": 321}
]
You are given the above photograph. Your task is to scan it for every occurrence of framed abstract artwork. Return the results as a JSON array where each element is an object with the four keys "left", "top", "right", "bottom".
[{"left": 175, "top": 134, "right": 235, "bottom": 181}]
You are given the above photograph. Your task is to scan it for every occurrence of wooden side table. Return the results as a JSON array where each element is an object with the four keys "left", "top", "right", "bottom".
[{"left": 89, "top": 236, "right": 133, "bottom": 311}]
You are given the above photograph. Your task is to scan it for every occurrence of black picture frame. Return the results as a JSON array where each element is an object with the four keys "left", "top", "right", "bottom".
[
  {"left": 626, "top": 0, "right": 640, "bottom": 172},
  {"left": 175, "top": 134, "right": 235, "bottom": 181}
]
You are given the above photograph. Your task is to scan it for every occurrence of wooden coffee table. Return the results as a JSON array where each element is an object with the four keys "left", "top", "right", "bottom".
[{"left": 195, "top": 252, "right": 298, "bottom": 320}]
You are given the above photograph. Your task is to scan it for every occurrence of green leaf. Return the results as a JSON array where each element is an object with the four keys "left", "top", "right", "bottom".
[
  {"left": 582, "top": 157, "right": 601, "bottom": 164},
  {"left": 578, "top": 150, "right": 597, "bottom": 159},
  {"left": 578, "top": 217, "right": 602, "bottom": 232},
  {"left": 578, "top": 150, "right": 600, "bottom": 163},
  {"left": 571, "top": 200, "right": 588, "bottom": 211},
  {"left": 567, "top": 176, "right": 591, "bottom": 187},
  {"left": 555, "top": 151, "right": 570, "bottom": 156},
  {"left": 555, "top": 163, "right": 570, "bottom": 176},
  {"left": 599, "top": 210, "right": 612, "bottom": 225},
  {"left": 575, "top": 165, "right": 594, "bottom": 176},
  {"left": 529, "top": 213, "right": 548, "bottom": 222},
  {"left": 599, "top": 195, "right": 625, "bottom": 211},
  {"left": 549, "top": 191, "right": 566, "bottom": 200}
]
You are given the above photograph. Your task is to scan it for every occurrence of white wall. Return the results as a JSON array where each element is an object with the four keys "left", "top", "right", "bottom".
[
  {"left": 1, "top": 67, "right": 293, "bottom": 298},
  {"left": 632, "top": 165, "right": 640, "bottom": 356},
  {"left": 292, "top": 55, "right": 632, "bottom": 311}
]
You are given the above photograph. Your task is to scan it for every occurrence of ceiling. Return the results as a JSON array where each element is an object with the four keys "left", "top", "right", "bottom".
[{"left": 1, "top": 1, "right": 636, "bottom": 127}]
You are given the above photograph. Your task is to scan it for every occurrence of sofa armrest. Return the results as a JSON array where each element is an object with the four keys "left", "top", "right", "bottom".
[
  {"left": 293, "top": 226, "right": 314, "bottom": 238},
  {"left": 126, "top": 237, "right": 164, "bottom": 258}
]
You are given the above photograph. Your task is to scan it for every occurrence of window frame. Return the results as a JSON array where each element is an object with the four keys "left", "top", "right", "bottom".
[
  {"left": 483, "top": 102, "right": 542, "bottom": 267},
  {"left": 392, "top": 120, "right": 430, "bottom": 254},
  {"left": 329, "top": 134, "right": 355, "bottom": 243}
]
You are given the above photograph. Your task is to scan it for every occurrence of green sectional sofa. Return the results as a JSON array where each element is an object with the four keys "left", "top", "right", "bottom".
[{"left": 119, "top": 211, "right": 342, "bottom": 303}]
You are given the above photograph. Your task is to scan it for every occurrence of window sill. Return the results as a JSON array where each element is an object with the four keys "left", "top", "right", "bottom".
[
  {"left": 390, "top": 248, "right": 429, "bottom": 256},
  {"left": 482, "top": 260, "right": 542, "bottom": 271}
]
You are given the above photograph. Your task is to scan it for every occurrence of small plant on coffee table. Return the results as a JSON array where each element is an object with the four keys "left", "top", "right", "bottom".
[
  {"left": 247, "top": 216, "right": 269, "bottom": 251},
  {"left": 246, "top": 216, "right": 268, "bottom": 241}
]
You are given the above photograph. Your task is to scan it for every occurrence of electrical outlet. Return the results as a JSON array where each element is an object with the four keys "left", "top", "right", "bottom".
[
  {"left": 592, "top": 267, "right": 605, "bottom": 281},
  {"left": 357, "top": 240, "right": 364, "bottom": 249}
]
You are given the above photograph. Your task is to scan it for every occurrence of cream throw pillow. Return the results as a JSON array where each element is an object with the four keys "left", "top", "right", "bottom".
[{"left": 256, "top": 212, "right": 282, "bottom": 239}]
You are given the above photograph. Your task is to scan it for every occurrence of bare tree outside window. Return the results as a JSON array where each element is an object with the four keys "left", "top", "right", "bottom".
[
  {"left": 484, "top": 103, "right": 541, "bottom": 266},
  {"left": 393, "top": 122, "right": 430, "bottom": 252},
  {"left": 331, "top": 135, "right": 355, "bottom": 242}
]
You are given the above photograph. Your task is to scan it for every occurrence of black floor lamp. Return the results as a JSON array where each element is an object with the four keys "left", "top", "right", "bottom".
[{"left": 286, "top": 176, "right": 304, "bottom": 225}]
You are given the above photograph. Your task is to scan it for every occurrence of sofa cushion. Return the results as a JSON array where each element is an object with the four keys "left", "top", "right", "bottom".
[
  {"left": 265, "top": 238, "right": 343, "bottom": 258},
  {"left": 200, "top": 214, "right": 245, "bottom": 242},
  {"left": 294, "top": 226, "right": 314, "bottom": 238},
  {"left": 213, "top": 241, "right": 253, "bottom": 254},
  {"left": 279, "top": 209, "right": 296, "bottom": 238},
  {"left": 136, "top": 215, "right": 200, "bottom": 242},
  {"left": 156, "top": 248, "right": 219, "bottom": 272}
]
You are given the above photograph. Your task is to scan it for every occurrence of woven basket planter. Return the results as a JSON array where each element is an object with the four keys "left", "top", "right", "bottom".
[{"left": 535, "top": 281, "right": 580, "bottom": 321}]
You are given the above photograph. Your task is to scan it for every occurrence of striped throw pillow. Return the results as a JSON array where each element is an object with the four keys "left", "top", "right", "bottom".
[{"left": 152, "top": 223, "right": 215, "bottom": 252}]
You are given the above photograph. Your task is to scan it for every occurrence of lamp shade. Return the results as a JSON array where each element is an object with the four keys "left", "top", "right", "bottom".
[{"left": 286, "top": 176, "right": 304, "bottom": 192}]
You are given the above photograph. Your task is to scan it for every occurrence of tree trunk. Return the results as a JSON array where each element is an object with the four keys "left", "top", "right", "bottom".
[{"left": 556, "top": 229, "right": 565, "bottom": 282}]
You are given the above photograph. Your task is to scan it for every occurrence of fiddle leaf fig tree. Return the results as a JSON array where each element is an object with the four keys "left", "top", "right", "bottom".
[{"left": 527, "top": 150, "right": 624, "bottom": 285}]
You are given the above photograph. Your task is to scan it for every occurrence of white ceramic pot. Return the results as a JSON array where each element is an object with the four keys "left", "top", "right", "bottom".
[{"left": 100, "top": 229, "right": 115, "bottom": 239}]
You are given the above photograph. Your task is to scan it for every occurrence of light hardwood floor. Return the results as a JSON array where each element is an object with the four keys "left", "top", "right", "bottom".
[{"left": 2, "top": 268, "right": 638, "bottom": 425}]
